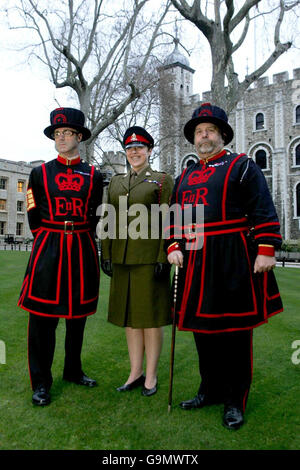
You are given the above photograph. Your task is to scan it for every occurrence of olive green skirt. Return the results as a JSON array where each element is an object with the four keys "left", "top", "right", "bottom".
[{"left": 108, "top": 264, "right": 172, "bottom": 328}]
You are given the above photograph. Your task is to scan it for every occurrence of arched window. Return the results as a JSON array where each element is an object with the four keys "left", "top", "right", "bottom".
[
  {"left": 181, "top": 154, "right": 198, "bottom": 171},
  {"left": 255, "top": 149, "right": 267, "bottom": 169},
  {"left": 255, "top": 113, "right": 264, "bottom": 130},
  {"left": 296, "top": 183, "right": 300, "bottom": 217},
  {"left": 296, "top": 144, "right": 300, "bottom": 166},
  {"left": 296, "top": 105, "right": 300, "bottom": 124}
]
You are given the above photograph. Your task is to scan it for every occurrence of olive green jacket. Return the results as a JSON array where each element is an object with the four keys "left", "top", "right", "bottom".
[{"left": 100, "top": 166, "right": 173, "bottom": 265}]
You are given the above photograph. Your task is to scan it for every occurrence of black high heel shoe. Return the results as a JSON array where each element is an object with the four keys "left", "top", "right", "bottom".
[
  {"left": 116, "top": 374, "right": 145, "bottom": 392},
  {"left": 142, "top": 378, "right": 158, "bottom": 397}
]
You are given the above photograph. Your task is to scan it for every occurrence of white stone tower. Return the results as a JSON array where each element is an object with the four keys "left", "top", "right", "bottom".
[{"left": 158, "top": 38, "right": 197, "bottom": 176}]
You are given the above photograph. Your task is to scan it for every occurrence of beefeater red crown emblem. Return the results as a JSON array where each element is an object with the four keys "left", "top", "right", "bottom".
[
  {"left": 188, "top": 167, "right": 216, "bottom": 185},
  {"left": 55, "top": 169, "right": 84, "bottom": 192}
]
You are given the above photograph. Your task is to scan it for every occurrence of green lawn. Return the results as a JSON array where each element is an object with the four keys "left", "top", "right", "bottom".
[{"left": 0, "top": 251, "right": 299, "bottom": 450}]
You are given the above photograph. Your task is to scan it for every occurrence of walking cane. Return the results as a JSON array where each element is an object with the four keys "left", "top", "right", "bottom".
[{"left": 168, "top": 265, "right": 179, "bottom": 413}]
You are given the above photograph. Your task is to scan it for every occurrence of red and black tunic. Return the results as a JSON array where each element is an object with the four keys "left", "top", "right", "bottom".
[
  {"left": 165, "top": 150, "right": 283, "bottom": 333},
  {"left": 18, "top": 156, "right": 103, "bottom": 318}
]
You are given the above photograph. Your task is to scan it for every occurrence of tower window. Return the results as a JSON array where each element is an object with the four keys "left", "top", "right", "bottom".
[
  {"left": 296, "top": 144, "right": 300, "bottom": 166},
  {"left": 296, "top": 183, "right": 300, "bottom": 217},
  {"left": 0, "top": 178, "right": 7, "bottom": 190},
  {"left": 255, "top": 149, "right": 267, "bottom": 169},
  {"left": 255, "top": 113, "right": 264, "bottom": 130},
  {"left": 296, "top": 105, "right": 300, "bottom": 124},
  {"left": 16, "top": 222, "right": 23, "bottom": 236}
]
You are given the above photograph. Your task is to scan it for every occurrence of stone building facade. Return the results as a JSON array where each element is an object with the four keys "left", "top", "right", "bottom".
[
  {"left": 0, "top": 159, "right": 44, "bottom": 241},
  {"left": 0, "top": 154, "right": 123, "bottom": 241},
  {"left": 158, "top": 43, "right": 300, "bottom": 241}
]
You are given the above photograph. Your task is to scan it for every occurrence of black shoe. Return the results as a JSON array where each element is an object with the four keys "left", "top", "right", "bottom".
[
  {"left": 64, "top": 374, "right": 97, "bottom": 387},
  {"left": 179, "top": 393, "right": 214, "bottom": 410},
  {"left": 77, "top": 375, "right": 97, "bottom": 387},
  {"left": 142, "top": 380, "right": 158, "bottom": 397},
  {"left": 32, "top": 386, "right": 51, "bottom": 406},
  {"left": 116, "top": 374, "right": 145, "bottom": 392},
  {"left": 222, "top": 405, "right": 244, "bottom": 430}
]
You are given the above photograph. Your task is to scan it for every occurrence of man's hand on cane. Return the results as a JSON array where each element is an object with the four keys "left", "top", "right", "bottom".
[{"left": 167, "top": 250, "right": 184, "bottom": 268}]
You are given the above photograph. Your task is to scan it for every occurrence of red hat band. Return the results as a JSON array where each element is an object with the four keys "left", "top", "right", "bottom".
[{"left": 125, "top": 134, "right": 150, "bottom": 146}]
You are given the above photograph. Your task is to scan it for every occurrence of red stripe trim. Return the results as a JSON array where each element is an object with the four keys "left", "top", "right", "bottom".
[
  {"left": 254, "top": 222, "right": 280, "bottom": 230},
  {"left": 87, "top": 231, "right": 100, "bottom": 278},
  {"left": 40, "top": 227, "right": 90, "bottom": 234},
  {"left": 195, "top": 235, "right": 207, "bottom": 316},
  {"left": 84, "top": 165, "right": 94, "bottom": 221},
  {"left": 28, "top": 232, "right": 63, "bottom": 304},
  {"left": 175, "top": 316, "right": 285, "bottom": 333},
  {"left": 165, "top": 217, "right": 248, "bottom": 231},
  {"left": 194, "top": 232, "right": 257, "bottom": 318},
  {"left": 78, "top": 233, "right": 85, "bottom": 304},
  {"left": 183, "top": 226, "right": 249, "bottom": 237},
  {"left": 57, "top": 155, "right": 81, "bottom": 166},
  {"left": 222, "top": 154, "right": 246, "bottom": 220},
  {"left": 18, "top": 305, "right": 96, "bottom": 319},
  {"left": 176, "top": 323, "right": 258, "bottom": 334},
  {"left": 165, "top": 226, "right": 249, "bottom": 239},
  {"left": 42, "top": 164, "right": 54, "bottom": 220},
  {"left": 18, "top": 274, "right": 29, "bottom": 307},
  {"left": 254, "top": 233, "right": 282, "bottom": 239},
  {"left": 198, "top": 149, "right": 227, "bottom": 165},
  {"left": 167, "top": 243, "right": 181, "bottom": 254},
  {"left": 178, "top": 237, "right": 199, "bottom": 329},
  {"left": 258, "top": 245, "right": 275, "bottom": 256},
  {"left": 77, "top": 233, "right": 98, "bottom": 305},
  {"left": 174, "top": 168, "right": 188, "bottom": 228},
  {"left": 67, "top": 233, "right": 73, "bottom": 317},
  {"left": 41, "top": 219, "right": 89, "bottom": 226},
  {"left": 164, "top": 218, "right": 249, "bottom": 238},
  {"left": 28, "top": 232, "right": 50, "bottom": 301}
]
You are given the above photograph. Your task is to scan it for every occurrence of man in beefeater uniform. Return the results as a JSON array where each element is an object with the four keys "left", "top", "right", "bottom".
[
  {"left": 18, "top": 107, "right": 103, "bottom": 406},
  {"left": 166, "top": 103, "right": 283, "bottom": 430}
]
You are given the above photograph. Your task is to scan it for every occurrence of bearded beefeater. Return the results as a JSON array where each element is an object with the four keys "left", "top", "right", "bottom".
[
  {"left": 165, "top": 102, "right": 283, "bottom": 430},
  {"left": 18, "top": 107, "right": 103, "bottom": 407}
]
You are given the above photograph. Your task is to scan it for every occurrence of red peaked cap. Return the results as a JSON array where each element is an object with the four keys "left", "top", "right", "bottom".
[
  {"left": 44, "top": 107, "right": 91, "bottom": 141},
  {"left": 123, "top": 126, "right": 154, "bottom": 149},
  {"left": 184, "top": 102, "right": 234, "bottom": 145}
]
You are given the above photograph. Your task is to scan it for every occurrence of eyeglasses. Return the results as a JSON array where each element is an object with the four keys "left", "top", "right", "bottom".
[{"left": 53, "top": 129, "right": 79, "bottom": 138}]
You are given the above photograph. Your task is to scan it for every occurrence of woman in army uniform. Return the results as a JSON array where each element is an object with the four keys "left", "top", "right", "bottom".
[{"left": 101, "top": 126, "right": 173, "bottom": 396}]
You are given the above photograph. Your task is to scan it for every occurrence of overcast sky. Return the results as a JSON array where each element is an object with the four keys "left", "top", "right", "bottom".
[{"left": 0, "top": 3, "right": 299, "bottom": 164}]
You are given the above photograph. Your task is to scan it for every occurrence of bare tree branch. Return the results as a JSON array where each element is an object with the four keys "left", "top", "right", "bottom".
[
  {"left": 171, "top": 0, "right": 300, "bottom": 112},
  {"left": 5, "top": 0, "right": 172, "bottom": 161}
]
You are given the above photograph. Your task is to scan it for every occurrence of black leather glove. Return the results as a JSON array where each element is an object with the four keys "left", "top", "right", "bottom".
[
  {"left": 154, "top": 262, "right": 171, "bottom": 280},
  {"left": 101, "top": 259, "right": 113, "bottom": 277}
]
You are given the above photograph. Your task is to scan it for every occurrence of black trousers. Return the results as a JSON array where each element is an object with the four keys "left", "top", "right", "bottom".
[
  {"left": 28, "top": 313, "right": 87, "bottom": 391},
  {"left": 193, "top": 329, "right": 253, "bottom": 411}
]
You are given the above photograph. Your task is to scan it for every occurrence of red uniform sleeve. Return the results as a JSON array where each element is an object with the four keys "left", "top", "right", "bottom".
[{"left": 239, "top": 158, "right": 282, "bottom": 251}]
